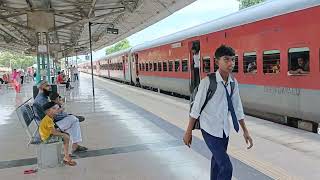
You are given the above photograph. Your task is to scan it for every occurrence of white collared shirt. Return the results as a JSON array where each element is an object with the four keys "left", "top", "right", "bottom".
[
  {"left": 193, "top": 53, "right": 200, "bottom": 68},
  {"left": 190, "top": 70, "right": 245, "bottom": 138}
]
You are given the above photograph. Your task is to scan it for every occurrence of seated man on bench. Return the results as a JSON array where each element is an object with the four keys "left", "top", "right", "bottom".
[
  {"left": 34, "top": 80, "right": 87, "bottom": 154},
  {"left": 49, "top": 92, "right": 85, "bottom": 122},
  {"left": 39, "top": 102, "right": 76, "bottom": 166}
]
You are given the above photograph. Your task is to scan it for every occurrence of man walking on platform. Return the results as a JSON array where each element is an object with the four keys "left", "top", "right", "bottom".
[{"left": 183, "top": 45, "right": 253, "bottom": 180}]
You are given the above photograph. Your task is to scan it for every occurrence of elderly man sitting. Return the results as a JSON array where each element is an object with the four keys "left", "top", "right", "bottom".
[{"left": 33, "top": 80, "right": 87, "bottom": 153}]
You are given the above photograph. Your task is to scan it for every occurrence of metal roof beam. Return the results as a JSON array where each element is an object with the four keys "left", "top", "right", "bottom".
[
  {"left": 1, "top": 12, "right": 27, "bottom": 19},
  {"left": 0, "top": 6, "right": 26, "bottom": 12},
  {"left": 55, "top": 13, "right": 82, "bottom": 21},
  {"left": 0, "top": 19, "right": 33, "bottom": 45},
  {"left": 0, "top": 18, "right": 33, "bottom": 31},
  {"left": 88, "top": 0, "right": 97, "bottom": 18},
  {"left": 51, "top": 8, "right": 125, "bottom": 31},
  {"left": 25, "top": 0, "right": 33, "bottom": 10}
]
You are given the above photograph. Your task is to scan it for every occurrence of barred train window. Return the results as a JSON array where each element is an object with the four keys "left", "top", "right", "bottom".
[
  {"left": 175, "top": 60, "right": 180, "bottom": 72},
  {"left": 263, "top": 50, "right": 280, "bottom": 74},
  {"left": 154, "top": 62, "right": 157, "bottom": 71},
  {"left": 202, "top": 57, "right": 211, "bottom": 73},
  {"left": 214, "top": 58, "right": 219, "bottom": 72},
  {"left": 149, "top": 62, "right": 152, "bottom": 71},
  {"left": 288, "top": 47, "right": 310, "bottom": 75},
  {"left": 158, "top": 62, "right": 162, "bottom": 71},
  {"left": 146, "top": 63, "right": 149, "bottom": 71},
  {"left": 142, "top": 63, "right": 145, "bottom": 71},
  {"left": 243, "top": 52, "right": 257, "bottom": 73},
  {"left": 232, "top": 55, "right": 239, "bottom": 73},
  {"left": 182, "top": 59, "right": 188, "bottom": 72},
  {"left": 139, "top": 63, "right": 141, "bottom": 71},
  {"left": 163, "top": 61, "right": 167, "bottom": 71},
  {"left": 169, "top": 61, "right": 173, "bottom": 72}
]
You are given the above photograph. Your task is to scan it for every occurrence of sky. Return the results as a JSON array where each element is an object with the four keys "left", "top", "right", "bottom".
[{"left": 78, "top": 0, "right": 240, "bottom": 62}]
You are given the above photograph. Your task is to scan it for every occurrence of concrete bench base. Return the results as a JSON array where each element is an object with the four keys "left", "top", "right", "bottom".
[{"left": 37, "top": 142, "right": 64, "bottom": 169}]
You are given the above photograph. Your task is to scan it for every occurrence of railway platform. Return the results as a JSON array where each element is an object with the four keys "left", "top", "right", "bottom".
[{"left": 0, "top": 74, "right": 319, "bottom": 180}]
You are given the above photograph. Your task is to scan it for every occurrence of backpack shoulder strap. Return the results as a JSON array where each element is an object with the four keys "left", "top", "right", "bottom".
[
  {"left": 200, "top": 73, "right": 217, "bottom": 112},
  {"left": 207, "top": 73, "right": 217, "bottom": 93}
]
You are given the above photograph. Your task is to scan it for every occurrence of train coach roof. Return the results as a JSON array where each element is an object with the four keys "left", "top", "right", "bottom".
[
  {"left": 105, "top": 48, "right": 132, "bottom": 60},
  {"left": 132, "top": 0, "right": 320, "bottom": 52}
]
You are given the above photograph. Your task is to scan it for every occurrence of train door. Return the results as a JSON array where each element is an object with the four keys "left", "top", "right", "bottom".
[
  {"left": 124, "top": 55, "right": 131, "bottom": 82},
  {"left": 122, "top": 56, "right": 126, "bottom": 80},
  {"left": 189, "top": 40, "right": 201, "bottom": 93},
  {"left": 131, "top": 53, "right": 140, "bottom": 86},
  {"left": 107, "top": 59, "right": 110, "bottom": 78},
  {"left": 128, "top": 53, "right": 133, "bottom": 84}
]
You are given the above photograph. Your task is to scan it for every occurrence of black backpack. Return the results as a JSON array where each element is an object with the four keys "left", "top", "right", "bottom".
[{"left": 190, "top": 73, "right": 235, "bottom": 130}]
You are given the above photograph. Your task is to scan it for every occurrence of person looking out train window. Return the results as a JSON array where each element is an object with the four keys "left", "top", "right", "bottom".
[{"left": 289, "top": 57, "right": 309, "bottom": 75}]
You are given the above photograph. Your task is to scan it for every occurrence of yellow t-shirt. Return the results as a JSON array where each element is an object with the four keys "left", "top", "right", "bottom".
[{"left": 39, "top": 115, "right": 55, "bottom": 141}]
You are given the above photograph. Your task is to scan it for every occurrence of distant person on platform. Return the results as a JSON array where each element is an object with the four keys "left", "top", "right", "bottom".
[
  {"left": 57, "top": 71, "right": 73, "bottom": 89},
  {"left": 73, "top": 66, "right": 79, "bottom": 81}
]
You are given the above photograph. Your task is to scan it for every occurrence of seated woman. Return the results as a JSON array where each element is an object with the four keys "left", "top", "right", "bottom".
[
  {"left": 39, "top": 102, "right": 77, "bottom": 166},
  {"left": 57, "top": 71, "right": 72, "bottom": 89}
]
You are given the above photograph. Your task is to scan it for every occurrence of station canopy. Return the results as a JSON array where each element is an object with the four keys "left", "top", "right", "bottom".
[{"left": 0, "top": 0, "right": 194, "bottom": 58}]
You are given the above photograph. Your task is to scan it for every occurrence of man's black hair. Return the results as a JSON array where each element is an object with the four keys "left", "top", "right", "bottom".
[{"left": 214, "top": 45, "right": 235, "bottom": 60}]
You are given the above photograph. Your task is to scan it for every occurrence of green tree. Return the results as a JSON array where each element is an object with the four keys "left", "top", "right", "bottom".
[
  {"left": 105, "top": 39, "right": 131, "bottom": 55},
  {"left": 0, "top": 51, "right": 35, "bottom": 70},
  {"left": 238, "top": 0, "right": 265, "bottom": 9}
]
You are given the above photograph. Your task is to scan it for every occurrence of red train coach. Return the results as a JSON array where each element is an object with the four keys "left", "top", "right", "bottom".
[{"left": 80, "top": 0, "right": 320, "bottom": 131}]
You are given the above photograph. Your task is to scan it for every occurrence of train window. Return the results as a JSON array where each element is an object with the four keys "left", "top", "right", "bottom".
[
  {"left": 146, "top": 63, "right": 149, "bottom": 71},
  {"left": 288, "top": 47, "right": 310, "bottom": 75},
  {"left": 263, "top": 50, "right": 280, "bottom": 74},
  {"left": 142, "top": 63, "right": 145, "bottom": 71},
  {"left": 103, "top": 64, "right": 108, "bottom": 70},
  {"left": 158, "top": 62, "right": 162, "bottom": 71},
  {"left": 243, "top": 52, "right": 257, "bottom": 74},
  {"left": 154, "top": 62, "right": 157, "bottom": 71},
  {"left": 214, "top": 58, "right": 219, "bottom": 72},
  {"left": 149, "top": 62, "right": 153, "bottom": 71},
  {"left": 232, "top": 55, "right": 239, "bottom": 73},
  {"left": 139, "top": 63, "right": 141, "bottom": 71},
  {"left": 163, "top": 61, "right": 168, "bottom": 71},
  {"left": 182, "top": 59, "right": 188, "bottom": 72},
  {"left": 120, "top": 63, "right": 123, "bottom": 70},
  {"left": 202, "top": 56, "right": 211, "bottom": 73},
  {"left": 175, "top": 60, "right": 180, "bottom": 72},
  {"left": 169, "top": 61, "right": 173, "bottom": 72}
]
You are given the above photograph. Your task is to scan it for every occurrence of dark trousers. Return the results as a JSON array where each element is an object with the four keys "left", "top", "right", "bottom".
[
  {"left": 0, "top": 78, "right": 4, "bottom": 84},
  {"left": 61, "top": 82, "right": 70, "bottom": 89},
  {"left": 201, "top": 129, "right": 232, "bottom": 180},
  {"left": 194, "top": 67, "right": 200, "bottom": 87},
  {"left": 74, "top": 73, "right": 78, "bottom": 81},
  {"left": 20, "top": 76, "right": 24, "bottom": 84}
]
